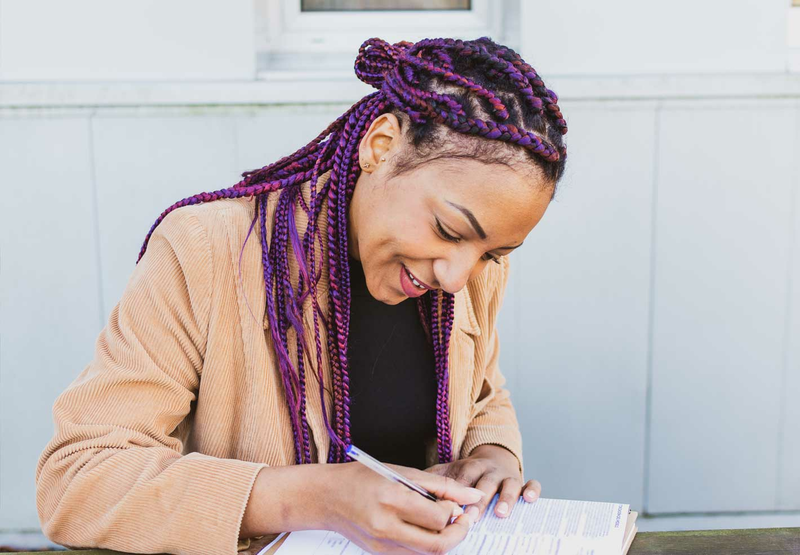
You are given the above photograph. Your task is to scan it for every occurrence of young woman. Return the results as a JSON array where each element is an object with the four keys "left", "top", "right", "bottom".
[{"left": 36, "top": 37, "right": 567, "bottom": 555}]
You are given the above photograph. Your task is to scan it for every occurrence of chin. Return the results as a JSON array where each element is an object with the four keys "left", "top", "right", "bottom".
[
  {"left": 378, "top": 290, "right": 404, "bottom": 306},
  {"left": 363, "top": 274, "right": 400, "bottom": 305}
]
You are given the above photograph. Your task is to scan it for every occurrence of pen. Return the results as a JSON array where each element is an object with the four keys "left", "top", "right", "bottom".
[{"left": 345, "top": 443, "right": 439, "bottom": 502}]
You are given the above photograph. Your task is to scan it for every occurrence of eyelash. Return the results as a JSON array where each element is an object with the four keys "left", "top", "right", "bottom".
[{"left": 435, "top": 218, "right": 501, "bottom": 265}]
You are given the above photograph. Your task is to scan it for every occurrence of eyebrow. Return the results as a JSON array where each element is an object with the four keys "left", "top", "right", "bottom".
[{"left": 445, "top": 200, "right": 524, "bottom": 251}]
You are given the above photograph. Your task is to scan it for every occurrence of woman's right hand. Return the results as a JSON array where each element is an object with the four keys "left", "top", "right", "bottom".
[{"left": 322, "top": 461, "right": 483, "bottom": 554}]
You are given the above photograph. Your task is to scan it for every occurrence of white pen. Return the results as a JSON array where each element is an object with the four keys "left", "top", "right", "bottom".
[{"left": 345, "top": 443, "right": 439, "bottom": 502}]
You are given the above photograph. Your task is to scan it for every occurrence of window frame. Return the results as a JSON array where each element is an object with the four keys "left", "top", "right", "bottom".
[
  {"left": 790, "top": 3, "right": 800, "bottom": 72},
  {"left": 255, "top": 0, "right": 508, "bottom": 75}
]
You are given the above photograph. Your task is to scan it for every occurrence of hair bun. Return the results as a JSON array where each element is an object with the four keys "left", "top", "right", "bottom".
[{"left": 354, "top": 37, "right": 412, "bottom": 88}]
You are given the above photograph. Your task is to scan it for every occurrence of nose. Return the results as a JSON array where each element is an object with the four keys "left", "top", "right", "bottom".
[{"left": 432, "top": 253, "right": 475, "bottom": 295}]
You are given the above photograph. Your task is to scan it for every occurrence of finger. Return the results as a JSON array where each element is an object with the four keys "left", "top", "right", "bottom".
[
  {"left": 394, "top": 489, "right": 463, "bottom": 532},
  {"left": 388, "top": 464, "right": 485, "bottom": 506},
  {"left": 468, "top": 473, "right": 503, "bottom": 521},
  {"left": 390, "top": 512, "right": 473, "bottom": 555},
  {"left": 522, "top": 479, "right": 542, "bottom": 502},
  {"left": 493, "top": 476, "right": 523, "bottom": 518}
]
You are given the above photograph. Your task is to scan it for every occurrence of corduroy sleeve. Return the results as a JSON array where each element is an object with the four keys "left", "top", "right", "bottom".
[
  {"left": 459, "top": 256, "right": 525, "bottom": 478},
  {"left": 35, "top": 208, "right": 268, "bottom": 555}
]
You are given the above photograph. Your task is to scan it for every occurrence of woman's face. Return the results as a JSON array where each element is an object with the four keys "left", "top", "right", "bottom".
[{"left": 348, "top": 113, "right": 553, "bottom": 305}]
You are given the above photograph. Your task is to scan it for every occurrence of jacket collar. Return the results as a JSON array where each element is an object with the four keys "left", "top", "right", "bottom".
[{"left": 261, "top": 169, "right": 480, "bottom": 337}]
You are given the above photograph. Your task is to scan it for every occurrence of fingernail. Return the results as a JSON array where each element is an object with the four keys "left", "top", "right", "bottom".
[
  {"left": 467, "top": 487, "right": 484, "bottom": 499},
  {"left": 466, "top": 505, "right": 479, "bottom": 524},
  {"left": 496, "top": 501, "right": 508, "bottom": 515},
  {"left": 452, "top": 505, "right": 464, "bottom": 517},
  {"left": 524, "top": 490, "right": 538, "bottom": 502}
]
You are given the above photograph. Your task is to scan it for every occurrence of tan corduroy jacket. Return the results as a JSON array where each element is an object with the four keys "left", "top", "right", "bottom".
[{"left": 36, "top": 169, "right": 524, "bottom": 555}]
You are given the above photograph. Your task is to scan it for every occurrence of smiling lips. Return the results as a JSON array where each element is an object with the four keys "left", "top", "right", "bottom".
[{"left": 400, "top": 264, "right": 433, "bottom": 297}]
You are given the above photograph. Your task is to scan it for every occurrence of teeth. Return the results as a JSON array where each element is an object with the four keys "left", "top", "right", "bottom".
[{"left": 405, "top": 267, "right": 426, "bottom": 289}]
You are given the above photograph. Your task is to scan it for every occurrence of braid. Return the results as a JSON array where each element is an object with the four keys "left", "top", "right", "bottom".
[
  {"left": 135, "top": 36, "right": 567, "bottom": 466},
  {"left": 429, "top": 290, "right": 455, "bottom": 462}
]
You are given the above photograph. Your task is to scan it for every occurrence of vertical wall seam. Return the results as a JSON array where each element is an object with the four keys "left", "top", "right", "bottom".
[
  {"left": 0, "top": 0, "right": 4, "bottom": 515},
  {"left": 643, "top": 100, "right": 663, "bottom": 514},
  {"left": 0, "top": 0, "right": 3, "bottom": 81},
  {"left": 0, "top": 245, "right": 3, "bottom": 517},
  {"left": 775, "top": 100, "right": 800, "bottom": 509},
  {"left": 87, "top": 111, "right": 106, "bottom": 328}
]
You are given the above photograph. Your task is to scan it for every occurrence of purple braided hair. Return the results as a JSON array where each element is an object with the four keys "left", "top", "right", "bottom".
[{"left": 135, "top": 36, "right": 568, "bottom": 466}]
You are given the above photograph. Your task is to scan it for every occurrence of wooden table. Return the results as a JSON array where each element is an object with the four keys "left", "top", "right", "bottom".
[{"left": 7, "top": 527, "right": 800, "bottom": 554}]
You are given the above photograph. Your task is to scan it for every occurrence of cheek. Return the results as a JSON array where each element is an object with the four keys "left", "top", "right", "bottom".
[
  {"left": 378, "top": 195, "right": 432, "bottom": 254},
  {"left": 369, "top": 237, "right": 426, "bottom": 295},
  {"left": 371, "top": 221, "right": 431, "bottom": 261}
]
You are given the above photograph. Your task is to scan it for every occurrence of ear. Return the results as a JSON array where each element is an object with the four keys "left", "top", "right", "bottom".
[{"left": 358, "top": 112, "right": 402, "bottom": 173}]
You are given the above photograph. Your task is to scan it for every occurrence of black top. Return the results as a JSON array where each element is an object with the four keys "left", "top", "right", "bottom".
[{"left": 346, "top": 255, "right": 437, "bottom": 469}]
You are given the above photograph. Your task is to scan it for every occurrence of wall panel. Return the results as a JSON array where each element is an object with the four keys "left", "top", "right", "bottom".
[
  {"left": 648, "top": 100, "right": 797, "bottom": 513},
  {"left": 0, "top": 117, "right": 100, "bottom": 528},
  {"left": 513, "top": 102, "right": 656, "bottom": 510}
]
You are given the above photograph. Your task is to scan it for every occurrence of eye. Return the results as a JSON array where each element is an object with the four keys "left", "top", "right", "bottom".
[
  {"left": 436, "top": 218, "right": 501, "bottom": 264},
  {"left": 435, "top": 218, "right": 461, "bottom": 243}
]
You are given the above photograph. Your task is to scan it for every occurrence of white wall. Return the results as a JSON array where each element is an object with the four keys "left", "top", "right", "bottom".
[
  {"left": 647, "top": 100, "right": 798, "bottom": 514},
  {"left": 2, "top": 0, "right": 800, "bottom": 543},
  {"left": 3, "top": 97, "right": 800, "bottom": 535},
  {"left": 1, "top": 0, "right": 795, "bottom": 82},
  {"left": 0, "top": 0, "right": 255, "bottom": 81},
  {"left": 521, "top": 0, "right": 790, "bottom": 75}
]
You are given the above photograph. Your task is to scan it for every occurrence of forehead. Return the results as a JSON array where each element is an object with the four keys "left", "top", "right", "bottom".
[
  {"left": 423, "top": 157, "right": 543, "bottom": 203},
  {"left": 416, "top": 158, "right": 551, "bottom": 237}
]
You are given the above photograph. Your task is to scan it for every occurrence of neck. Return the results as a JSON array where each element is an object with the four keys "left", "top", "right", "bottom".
[{"left": 346, "top": 192, "right": 361, "bottom": 262}]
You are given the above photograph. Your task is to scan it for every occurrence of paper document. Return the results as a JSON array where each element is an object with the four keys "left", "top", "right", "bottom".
[{"left": 264, "top": 495, "right": 630, "bottom": 555}]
